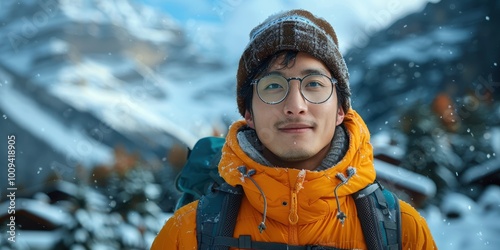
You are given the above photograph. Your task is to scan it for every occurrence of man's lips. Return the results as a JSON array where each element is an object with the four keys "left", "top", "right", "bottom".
[{"left": 278, "top": 123, "right": 314, "bottom": 132}]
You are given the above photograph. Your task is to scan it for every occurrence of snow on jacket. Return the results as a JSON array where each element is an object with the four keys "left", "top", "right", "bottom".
[{"left": 151, "top": 109, "right": 437, "bottom": 249}]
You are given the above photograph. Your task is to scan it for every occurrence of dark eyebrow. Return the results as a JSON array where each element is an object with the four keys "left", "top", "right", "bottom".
[
  {"left": 265, "top": 71, "right": 285, "bottom": 76},
  {"left": 300, "top": 68, "right": 330, "bottom": 76}
]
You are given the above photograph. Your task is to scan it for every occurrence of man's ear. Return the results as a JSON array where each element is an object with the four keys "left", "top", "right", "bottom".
[
  {"left": 245, "top": 110, "right": 255, "bottom": 129},
  {"left": 336, "top": 108, "right": 345, "bottom": 126}
]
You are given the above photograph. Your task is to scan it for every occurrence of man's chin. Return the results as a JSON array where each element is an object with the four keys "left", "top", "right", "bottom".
[{"left": 276, "top": 150, "right": 312, "bottom": 162}]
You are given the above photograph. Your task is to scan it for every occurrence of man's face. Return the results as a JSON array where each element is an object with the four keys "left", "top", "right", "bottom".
[{"left": 245, "top": 52, "right": 345, "bottom": 168}]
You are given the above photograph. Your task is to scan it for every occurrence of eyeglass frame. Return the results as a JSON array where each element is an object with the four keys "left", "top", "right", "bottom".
[{"left": 250, "top": 73, "right": 338, "bottom": 105}]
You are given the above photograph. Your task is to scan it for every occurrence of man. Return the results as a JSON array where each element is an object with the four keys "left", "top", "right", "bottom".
[{"left": 152, "top": 9, "right": 437, "bottom": 249}]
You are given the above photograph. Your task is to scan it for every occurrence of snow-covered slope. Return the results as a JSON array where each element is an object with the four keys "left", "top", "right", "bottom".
[
  {"left": 346, "top": 0, "right": 500, "bottom": 131},
  {"left": 0, "top": 0, "right": 238, "bottom": 192}
]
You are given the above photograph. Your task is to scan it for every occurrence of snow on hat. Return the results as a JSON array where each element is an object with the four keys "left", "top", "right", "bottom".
[{"left": 236, "top": 9, "right": 351, "bottom": 117}]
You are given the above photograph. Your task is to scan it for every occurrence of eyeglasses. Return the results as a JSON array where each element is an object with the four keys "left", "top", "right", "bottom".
[{"left": 251, "top": 73, "right": 337, "bottom": 104}]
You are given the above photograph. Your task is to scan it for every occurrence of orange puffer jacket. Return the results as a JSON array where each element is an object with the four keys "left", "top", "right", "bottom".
[{"left": 151, "top": 109, "right": 437, "bottom": 249}]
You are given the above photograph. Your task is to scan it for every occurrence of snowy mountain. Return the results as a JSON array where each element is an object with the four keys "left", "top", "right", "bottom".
[
  {"left": 346, "top": 0, "right": 500, "bottom": 201},
  {"left": 0, "top": 0, "right": 238, "bottom": 193},
  {"left": 347, "top": 0, "right": 500, "bottom": 131}
]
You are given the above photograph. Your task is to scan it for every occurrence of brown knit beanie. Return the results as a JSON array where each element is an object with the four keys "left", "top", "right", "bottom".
[{"left": 236, "top": 9, "right": 351, "bottom": 117}]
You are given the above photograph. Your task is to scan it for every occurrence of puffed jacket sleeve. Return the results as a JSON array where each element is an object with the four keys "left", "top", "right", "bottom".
[
  {"left": 400, "top": 200, "right": 438, "bottom": 249},
  {"left": 150, "top": 201, "right": 198, "bottom": 250}
]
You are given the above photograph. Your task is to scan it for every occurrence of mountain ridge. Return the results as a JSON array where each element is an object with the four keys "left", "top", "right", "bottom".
[{"left": 0, "top": 0, "right": 234, "bottom": 193}]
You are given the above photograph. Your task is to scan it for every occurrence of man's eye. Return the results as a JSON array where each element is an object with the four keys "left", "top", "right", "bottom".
[
  {"left": 305, "top": 81, "right": 324, "bottom": 88},
  {"left": 264, "top": 83, "right": 284, "bottom": 90}
]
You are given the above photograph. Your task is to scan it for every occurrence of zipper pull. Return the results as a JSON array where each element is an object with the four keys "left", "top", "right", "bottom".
[{"left": 289, "top": 191, "right": 299, "bottom": 225}]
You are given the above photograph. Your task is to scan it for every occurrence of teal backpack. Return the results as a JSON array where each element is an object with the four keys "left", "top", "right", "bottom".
[{"left": 175, "top": 137, "right": 402, "bottom": 250}]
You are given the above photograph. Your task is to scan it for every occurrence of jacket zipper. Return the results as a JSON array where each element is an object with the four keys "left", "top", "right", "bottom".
[{"left": 288, "top": 190, "right": 299, "bottom": 244}]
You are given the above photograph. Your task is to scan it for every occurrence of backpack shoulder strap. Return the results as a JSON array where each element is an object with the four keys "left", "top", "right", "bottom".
[
  {"left": 197, "top": 182, "right": 243, "bottom": 250},
  {"left": 353, "top": 181, "right": 402, "bottom": 250}
]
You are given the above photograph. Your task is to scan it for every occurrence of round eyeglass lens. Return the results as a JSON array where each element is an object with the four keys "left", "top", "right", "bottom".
[
  {"left": 300, "top": 74, "right": 333, "bottom": 103},
  {"left": 255, "top": 75, "right": 289, "bottom": 104}
]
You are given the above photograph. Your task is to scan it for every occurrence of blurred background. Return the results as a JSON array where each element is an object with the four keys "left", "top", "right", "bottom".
[{"left": 0, "top": 0, "right": 499, "bottom": 249}]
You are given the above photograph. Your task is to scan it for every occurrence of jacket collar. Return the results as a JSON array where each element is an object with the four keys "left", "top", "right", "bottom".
[{"left": 218, "top": 109, "right": 376, "bottom": 225}]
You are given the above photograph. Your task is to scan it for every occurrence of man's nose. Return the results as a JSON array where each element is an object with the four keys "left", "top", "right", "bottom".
[{"left": 283, "top": 81, "right": 307, "bottom": 115}]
